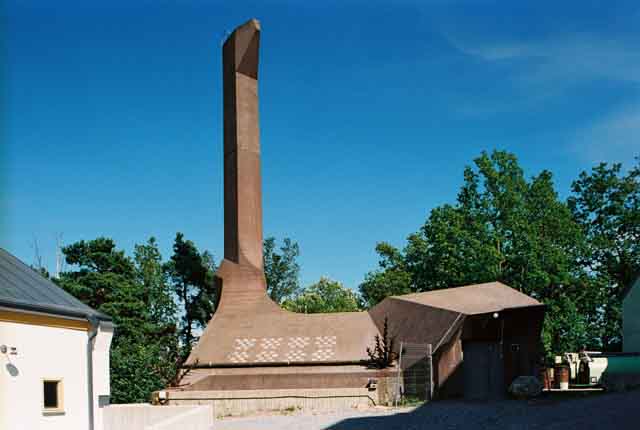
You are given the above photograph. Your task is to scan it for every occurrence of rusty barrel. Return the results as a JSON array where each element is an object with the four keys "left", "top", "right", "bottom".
[
  {"left": 555, "top": 364, "right": 570, "bottom": 390},
  {"left": 539, "top": 367, "right": 551, "bottom": 389}
]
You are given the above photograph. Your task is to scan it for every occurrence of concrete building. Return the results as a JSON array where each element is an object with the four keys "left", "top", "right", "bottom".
[
  {"left": 0, "top": 248, "right": 113, "bottom": 430},
  {"left": 371, "top": 283, "right": 545, "bottom": 400},
  {"left": 623, "top": 273, "right": 640, "bottom": 352},
  {"left": 159, "top": 19, "right": 546, "bottom": 412}
]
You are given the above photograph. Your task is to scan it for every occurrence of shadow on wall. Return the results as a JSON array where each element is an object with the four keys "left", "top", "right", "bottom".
[
  {"left": 5, "top": 363, "right": 19, "bottom": 377},
  {"left": 435, "top": 359, "right": 463, "bottom": 399}
]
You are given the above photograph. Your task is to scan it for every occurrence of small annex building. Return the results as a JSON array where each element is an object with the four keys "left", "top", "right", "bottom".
[
  {"left": 0, "top": 248, "right": 114, "bottom": 430},
  {"left": 623, "top": 273, "right": 640, "bottom": 352},
  {"left": 372, "top": 282, "right": 546, "bottom": 400}
]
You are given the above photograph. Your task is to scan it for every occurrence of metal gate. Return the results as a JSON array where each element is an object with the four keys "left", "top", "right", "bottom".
[
  {"left": 396, "top": 342, "right": 433, "bottom": 405},
  {"left": 462, "top": 341, "right": 505, "bottom": 400}
]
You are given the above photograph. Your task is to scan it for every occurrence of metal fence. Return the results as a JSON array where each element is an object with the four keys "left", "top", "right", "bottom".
[{"left": 396, "top": 342, "right": 433, "bottom": 405}]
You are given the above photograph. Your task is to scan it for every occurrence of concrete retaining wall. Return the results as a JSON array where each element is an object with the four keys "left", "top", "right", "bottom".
[
  {"left": 103, "top": 404, "right": 212, "bottom": 430},
  {"left": 166, "top": 388, "right": 377, "bottom": 417}
]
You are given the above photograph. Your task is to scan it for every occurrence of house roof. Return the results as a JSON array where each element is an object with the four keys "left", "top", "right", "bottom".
[
  {"left": 395, "top": 281, "right": 544, "bottom": 315},
  {"left": 0, "top": 247, "right": 111, "bottom": 322}
]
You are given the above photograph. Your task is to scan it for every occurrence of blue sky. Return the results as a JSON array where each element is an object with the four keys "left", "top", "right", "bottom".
[{"left": 2, "top": 1, "right": 639, "bottom": 290}]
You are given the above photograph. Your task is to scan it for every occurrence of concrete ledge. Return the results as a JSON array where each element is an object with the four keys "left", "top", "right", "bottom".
[
  {"left": 103, "top": 404, "right": 213, "bottom": 430},
  {"left": 166, "top": 388, "right": 377, "bottom": 417}
]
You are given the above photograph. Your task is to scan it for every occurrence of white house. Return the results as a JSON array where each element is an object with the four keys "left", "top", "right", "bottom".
[
  {"left": 0, "top": 248, "right": 114, "bottom": 430},
  {"left": 623, "top": 273, "right": 640, "bottom": 352}
]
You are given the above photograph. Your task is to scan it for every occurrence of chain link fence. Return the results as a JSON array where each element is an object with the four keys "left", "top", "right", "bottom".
[{"left": 395, "top": 342, "right": 433, "bottom": 405}]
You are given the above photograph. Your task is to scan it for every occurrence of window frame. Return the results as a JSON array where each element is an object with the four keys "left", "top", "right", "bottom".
[{"left": 42, "top": 378, "right": 65, "bottom": 415}]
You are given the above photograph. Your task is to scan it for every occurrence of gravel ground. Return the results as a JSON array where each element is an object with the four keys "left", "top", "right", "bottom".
[{"left": 214, "top": 390, "right": 640, "bottom": 430}]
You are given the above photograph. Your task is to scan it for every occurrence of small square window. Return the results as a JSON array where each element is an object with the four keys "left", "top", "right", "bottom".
[{"left": 43, "top": 380, "right": 64, "bottom": 414}]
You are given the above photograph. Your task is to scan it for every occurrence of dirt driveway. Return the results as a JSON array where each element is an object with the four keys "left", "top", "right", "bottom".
[{"left": 215, "top": 390, "right": 639, "bottom": 430}]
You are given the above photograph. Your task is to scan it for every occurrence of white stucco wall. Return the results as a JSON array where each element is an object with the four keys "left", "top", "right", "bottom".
[
  {"left": 624, "top": 277, "right": 640, "bottom": 352},
  {"left": 93, "top": 323, "right": 114, "bottom": 430},
  {"left": 0, "top": 317, "right": 113, "bottom": 430}
]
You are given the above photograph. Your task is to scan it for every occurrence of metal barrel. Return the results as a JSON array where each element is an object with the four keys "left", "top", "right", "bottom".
[
  {"left": 539, "top": 368, "right": 551, "bottom": 389},
  {"left": 555, "top": 364, "right": 570, "bottom": 390}
]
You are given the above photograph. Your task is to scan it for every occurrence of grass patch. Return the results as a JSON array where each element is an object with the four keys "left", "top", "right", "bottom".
[
  {"left": 400, "top": 395, "right": 426, "bottom": 407},
  {"left": 280, "top": 405, "right": 302, "bottom": 415}
]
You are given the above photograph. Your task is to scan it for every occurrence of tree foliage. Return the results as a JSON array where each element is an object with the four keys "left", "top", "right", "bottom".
[
  {"left": 359, "top": 150, "right": 619, "bottom": 358},
  {"left": 56, "top": 233, "right": 304, "bottom": 402},
  {"left": 164, "top": 233, "right": 216, "bottom": 358},
  {"left": 135, "top": 238, "right": 176, "bottom": 324},
  {"left": 283, "top": 277, "right": 361, "bottom": 313},
  {"left": 58, "top": 237, "right": 178, "bottom": 403},
  {"left": 568, "top": 159, "right": 640, "bottom": 350},
  {"left": 360, "top": 243, "right": 412, "bottom": 308},
  {"left": 263, "top": 237, "right": 301, "bottom": 303}
]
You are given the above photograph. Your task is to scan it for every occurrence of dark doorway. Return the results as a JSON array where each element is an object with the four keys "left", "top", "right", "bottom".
[{"left": 462, "top": 341, "right": 504, "bottom": 400}]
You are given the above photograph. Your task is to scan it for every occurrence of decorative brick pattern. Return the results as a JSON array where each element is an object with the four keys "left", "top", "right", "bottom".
[
  {"left": 310, "top": 336, "right": 337, "bottom": 361},
  {"left": 260, "top": 337, "right": 283, "bottom": 350},
  {"left": 314, "top": 336, "right": 337, "bottom": 347},
  {"left": 227, "top": 336, "right": 339, "bottom": 363},
  {"left": 228, "top": 351, "right": 250, "bottom": 363},
  {"left": 255, "top": 350, "right": 279, "bottom": 362},
  {"left": 284, "top": 350, "right": 307, "bottom": 361},
  {"left": 227, "top": 337, "right": 257, "bottom": 363},
  {"left": 235, "top": 338, "right": 257, "bottom": 350},
  {"left": 311, "top": 348, "right": 336, "bottom": 361},
  {"left": 287, "top": 336, "right": 311, "bottom": 349}
]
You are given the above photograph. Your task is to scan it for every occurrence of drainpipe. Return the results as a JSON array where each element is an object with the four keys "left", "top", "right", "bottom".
[{"left": 87, "top": 316, "right": 99, "bottom": 430}]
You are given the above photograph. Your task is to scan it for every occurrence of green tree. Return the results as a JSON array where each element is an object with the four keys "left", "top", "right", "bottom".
[
  {"left": 135, "top": 237, "right": 177, "bottom": 323},
  {"left": 359, "top": 243, "right": 412, "bottom": 308},
  {"left": 360, "top": 151, "right": 593, "bottom": 358},
  {"left": 164, "top": 233, "right": 216, "bottom": 358},
  {"left": 263, "top": 237, "right": 301, "bottom": 303},
  {"left": 58, "top": 238, "right": 137, "bottom": 328},
  {"left": 133, "top": 238, "right": 180, "bottom": 386},
  {"left": 58, "top": 237, "right": 178, "bottom": 403},
  {"left": 568, "top": 159, "right": 640, "bottom": 350},
  {"left": 283, "top": 277, "right": 361, "bottom": 313},
  {"left": 541, "top": 295, "right": 589, "bottom": 357}
]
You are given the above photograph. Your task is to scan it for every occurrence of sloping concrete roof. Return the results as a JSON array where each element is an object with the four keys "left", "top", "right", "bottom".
[
  {"left": 186, "top": 260, "right": 379, "bottom": 367},
  {"left": 0, "top": 247, "right": 111, "bottom": 321},
  {"left": 395, "top": 282, "right": 543, "bottom": 315}
]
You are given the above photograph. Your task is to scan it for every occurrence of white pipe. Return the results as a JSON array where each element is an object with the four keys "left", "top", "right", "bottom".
[{"left": 87, "top": 316, "right": 99, "bottom": 430}]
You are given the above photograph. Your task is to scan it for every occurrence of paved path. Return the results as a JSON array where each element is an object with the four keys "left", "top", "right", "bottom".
[{"left": 215, "top": 390, "right": 640, "bottom": 430}]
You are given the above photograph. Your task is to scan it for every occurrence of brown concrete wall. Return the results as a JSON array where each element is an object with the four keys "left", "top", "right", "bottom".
[
  {"left": 187, "top": 371, "right": 388, "bottom": 391},
  {"left": 501, "top": 307, "right": 545, "bottom": 386},
  {"left": 458, "top": 308, "right": 545, "bottom": 393},
  {"left": 222, "top": 19, "right": 263, "bottom": 270},
  {"left": 432, "top": 306, "right": 544, "bottom": 398},
  {"left": 369, "top": 298, "right": 461, "bottom": 348},
  {"left": 434, "top": 330, "right": 464, "bottom": 398}
]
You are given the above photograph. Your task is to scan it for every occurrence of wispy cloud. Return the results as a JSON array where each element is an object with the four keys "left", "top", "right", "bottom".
[
  {"left": 446, "top": 29, "right": 640, "bottom": 161},
  {"left": 447, "top": 33, "right": 640, "bottom": 85},
  {"left": 573, "top": 106, "right": 640, "bottom": 162}
]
